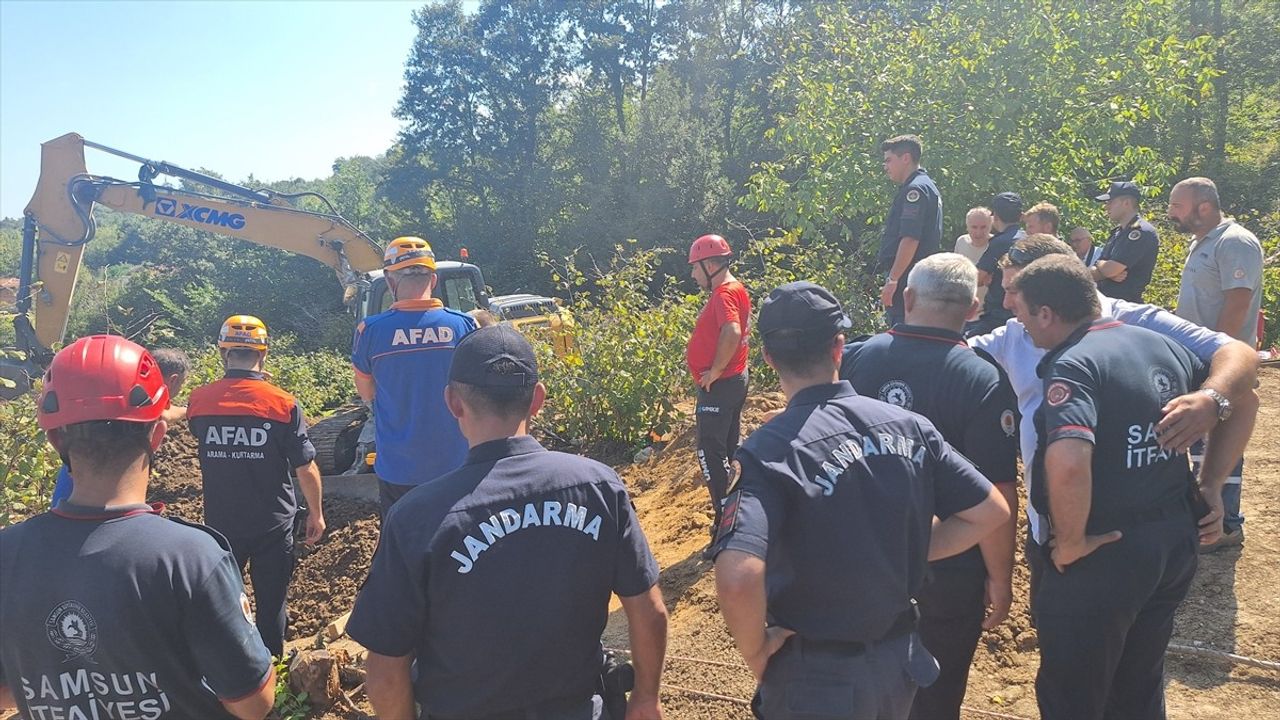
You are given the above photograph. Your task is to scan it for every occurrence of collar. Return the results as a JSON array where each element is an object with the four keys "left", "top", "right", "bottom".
[
  {"left": 391, "top": 298, "right": 445, "bottom": 311},
  {"left": 52, "top": 501, "right": 164, "bottom": 521},
  {"left": 225, "top": 369, "right": 267, "bottom": 381},
  {"left": 1035, "top": 317, "right": 1122, "bottom": 378},
  {"left": 788, "top": 380, "right": 858, "bottom": 408},
  {"left": 900, "top": 167, "right": 927, "bottom": 187},
  {"left": 992, "top": 224, "right": 1021, "bottom": 242},
  {"left": 888, "top": 324, "right": 967, "bottom": 347},
  {"left": 1196, "top": 218, "right": 1234, "bottom": 245},
  {"left": 465, "top": 435, "right": 546, "bottom": 465},
  {"left": 1123, "top": 214, "right": 1142, "bottom": 229}
]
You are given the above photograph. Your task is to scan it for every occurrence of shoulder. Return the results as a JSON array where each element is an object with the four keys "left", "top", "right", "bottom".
[
  {"left": 359, "top": 308, "right": 400, "bottom": 332},
  {"left": 1219, "top": 222, "right": 1263, "bottom": 249},
  {"left": 1131, "top": 219, "right": 1158, "bottom": 240},
  {"left": 440, "top": 307, "right": 477, "bottom": 325}
]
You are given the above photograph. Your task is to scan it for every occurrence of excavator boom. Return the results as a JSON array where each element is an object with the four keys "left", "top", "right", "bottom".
[{"left": 12, "top": 133, "right": 383, "bottom": 373}]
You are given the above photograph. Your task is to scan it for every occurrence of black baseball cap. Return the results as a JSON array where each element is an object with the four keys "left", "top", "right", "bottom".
[
  {"left": 758, "top": 281, "right": 852, "bottom": 337},
  {"left": 992, "top": 192, "right": 1024, "bottom": 219},
  {"left": 449, "top": 325, "right": 539, "bottom": 387},
  {"left": 1095, "top": 181, "right": 1141, "bottom": 202}
]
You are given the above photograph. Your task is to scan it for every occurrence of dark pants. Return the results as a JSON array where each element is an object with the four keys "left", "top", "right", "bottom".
[
  {"left": 908, "top": 560, "right": 986, "bottom": 720},
  {"left": 754, "top": 632, "right": 938, "bottom": 720},
  {"left": 379, "top": 479, "right": 417, "bottom": 521},
  {"left": 1033, "top": 517, "right": 1198, "bottom": 720},
  {"left": 696, "top": 372, "right": 748, "bottom": 533},
  {"left": 228, "top": 526, "right": 296, "bottom": 657}
]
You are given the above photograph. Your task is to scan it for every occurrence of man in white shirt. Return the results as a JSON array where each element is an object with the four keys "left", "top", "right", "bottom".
[{"left": 954, "top": 207, "right": 993, "bottom": 304}]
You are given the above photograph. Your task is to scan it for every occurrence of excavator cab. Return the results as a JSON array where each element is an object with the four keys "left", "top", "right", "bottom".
[{"left": 358, "top": 261, "right": 489, "bottom": 317}]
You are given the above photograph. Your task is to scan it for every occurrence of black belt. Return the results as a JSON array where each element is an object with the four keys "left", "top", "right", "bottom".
[
  {"left": 427, "top": 692, "right": 593, "bottom": 720},
  {"left": 792, "top": 603, "right": 919, "bottom": 655}
]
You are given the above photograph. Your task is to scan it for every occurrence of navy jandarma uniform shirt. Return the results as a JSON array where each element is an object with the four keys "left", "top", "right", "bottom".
[
  {"left": 188, "top": 369, "right": 316, "bottom": 539},
  {"left": 347, "top": 436, "right": 659, "bottom": 718},
  {"left": 877, "top": 168, "right": 943, "bottom": 276},
  {"left": 712, "top": 382, "right": 993, "bottom": 643},
  {"left": 1097, "top": 215, "right": 1159, "bottom": 302},
  {"left": 841, "top": 326, "right": 1018, "bottom": 572},
  {"left": 1031, "top": 320, "right": 1208, "bottom": 533},
  {"left": 0, "top": 503, "right": 272, "bottom": 720}
]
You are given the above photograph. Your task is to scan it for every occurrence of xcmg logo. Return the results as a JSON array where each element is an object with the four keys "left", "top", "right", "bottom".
[{"left": 154, "top": 197, "right": 246, "bottom": 230}]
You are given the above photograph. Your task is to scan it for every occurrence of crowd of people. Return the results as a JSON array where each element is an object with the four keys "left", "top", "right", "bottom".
[{"left": 0, "top": 133, "right": 1265, "bottom": 720}]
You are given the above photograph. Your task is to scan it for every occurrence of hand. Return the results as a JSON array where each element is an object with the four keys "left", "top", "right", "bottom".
[
  {"left": 1049, "top": 531, "right": 1123, "bottom": 573},
  {"left": 1114, "top": 268, "right": 1128, "bottom": 283},
  {"left": 1197, "top": 487, "right": 1225, "bottom": 545},
  {"left": 981, "top": 576, "right": 1013, "bottom": 630},
  {"left": 624, "top": 693, "right": 663, "bottom": 720},
  {"left": 305, "top": 512, "right": 327, "bottom": 546},
  {"left": 699, "top": 368, "right": 722, "bottom": 392},
  {"left": 745, "top": 626, "right": 796, "bottom": 681},
  {"left": 1157, "top": 391, "right": 1218, "bottom": 453},
  {"left": 880, "top": 280, "right": 897, "bottom": 308}
]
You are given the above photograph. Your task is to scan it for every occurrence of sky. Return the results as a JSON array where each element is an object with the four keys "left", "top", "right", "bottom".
[{"left": 0, "top": 0, "right": 444, "bottom": 219}]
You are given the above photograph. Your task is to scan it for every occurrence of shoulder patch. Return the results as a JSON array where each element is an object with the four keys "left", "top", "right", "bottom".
[
  {"left": 1128, "top": 229, "right": 1141, "bottom": 241},
  {"left": 1000, "top": 409, "right": 1017, "bottom": 437},
  {"left": 1045, "top": 381, "right": 1072, "bottom": 407},
  {"left": 240, "top": 592, "right": 255, "bottom": 624},
  {"left": 1233, "top": 268, "right": 1246, "bottom": 280},
  {"left": 905, "top": 188, "right": 922, "bottom": 203}
]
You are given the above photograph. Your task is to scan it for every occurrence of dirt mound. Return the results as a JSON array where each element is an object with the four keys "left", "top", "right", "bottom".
[{"left": 147, "top": 420, "right": 381, "bottom": 642}]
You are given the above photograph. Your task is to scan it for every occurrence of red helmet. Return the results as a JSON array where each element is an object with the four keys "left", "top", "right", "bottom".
[
  {"left": 37, "top": 335, "right": 170, "bottom": 432},
  {"left": 688, "top": 234, "right": 733, "bottom": 264}
]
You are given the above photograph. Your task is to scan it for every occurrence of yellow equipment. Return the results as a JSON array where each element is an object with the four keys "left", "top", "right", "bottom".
[{"left": 218, "top": 315, "right": 270, "bottom": 351}]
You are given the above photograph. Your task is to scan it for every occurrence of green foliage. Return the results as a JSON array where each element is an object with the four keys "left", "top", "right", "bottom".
[
  {"left": 0, "top": 390, "right": 61, "bottom": 526},
  {"left": 269, "top": 656, "right": 309, "bottom": 720},
  {"left": 534, "top": 244, "right": 700, "bottom": 449},
  {"left": 184, "top": 341, "right": 356, "bottom": 418}
]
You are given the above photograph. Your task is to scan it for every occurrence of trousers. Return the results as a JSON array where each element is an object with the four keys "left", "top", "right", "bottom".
[
  {"left": 228, "top": 525, "right": 296, "bottom": 657},
  {"left": 696, "top": 373, "right": 748, "bottom": 532}
]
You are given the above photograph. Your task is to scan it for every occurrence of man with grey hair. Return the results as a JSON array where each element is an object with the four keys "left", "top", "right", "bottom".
[
  {"left": 842, "top": 253, "right": 1019, "bottom": 720},
  {"left": 954, "top": 207, "right": 993, "bottom": 303},
  {"left": 1168, "top": 176, "right": 1263, "bottom": 551}
]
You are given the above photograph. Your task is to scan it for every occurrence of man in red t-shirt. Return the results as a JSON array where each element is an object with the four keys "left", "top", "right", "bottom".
[{"left": 686, "top": 234, "right": 751, "bottom": 540}]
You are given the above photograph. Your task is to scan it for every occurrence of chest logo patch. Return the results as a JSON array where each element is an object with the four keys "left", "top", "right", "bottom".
[
  {"left": 878, "top": 380, "right": 914, "bottom": 409},
  {"left": 1000, "top": 409, "right": 1017, "bottom": 437},
  {"left": 1150, "top": 367, "right": 1178, "bottom": 403},
  {"left": 905, "top": 189, "right": 921, "bottom": 203},
  {"left": 1128, "top": 229, "right": 1141, "bottom": 241},
  {"left": 1046, "top": 381, "right": 1072, "bottom": 407},
  {"left": 46, "top": 600, "right": 98, "bottom": 662}
]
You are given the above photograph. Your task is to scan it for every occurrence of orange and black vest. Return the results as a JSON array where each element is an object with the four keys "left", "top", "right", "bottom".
[{"left": 188, "top": 369, "right": 316, "bottom": 538}]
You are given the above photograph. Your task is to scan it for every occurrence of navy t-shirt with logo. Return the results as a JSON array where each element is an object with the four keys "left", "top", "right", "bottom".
[
  {"left": 188, "top": 370, "right": 316, "bottom": 539},
  {"left": 347, "top": 436, "right": 659, "bottom": 719},
  {"left": 842, "top": 326, "right": 1018, "bottom": 572},
  {"left": 711, "top": 381, "right": 994, "bottom": 643},
  {"left": 1097, "top": 216, "right": 1159, "bottom": 302},
  {"left": 976, "top": 224, "right": 1022, "bottom": 323},
  {"left": 0, "top": 504, "right": 272, "bottom": 719},
  {"left": 1032, "top": 320, "right": 1208, "bottom": 531}
]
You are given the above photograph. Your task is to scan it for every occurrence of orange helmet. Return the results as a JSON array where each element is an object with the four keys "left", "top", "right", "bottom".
[
  {"left": 38, "top": 335, "right": 169, "bottom": 431},
  {"left": 218, "top": 315, "right": 269, "bottom": 351},
  {"left": 688, "top": 234, "right": 733, "bottom": 264},
  {"left": 384, "top": 236, "right": 437, "bottom": 272}
]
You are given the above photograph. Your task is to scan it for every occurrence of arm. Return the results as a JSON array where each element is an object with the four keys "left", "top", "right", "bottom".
[
  {"left": 354, "top": 368, "right": 376, "bottom": 403},
  {"left": 1214, "top": 288, "right": 1254, "bottom": 340},
  {"left": 977, "top": 483, "right": 1018, "bottom": 629},
  {"left": 1043, "top": 439, "right": 1122, "bottom": 572},
  {"left": 928, "top": 485, "right": 1009, "bottom": 561},
  {"left": 715, "top": 551, "right": 795, "bottom": 680},
  {"left": 295, "top": 461, "right": 326, "bottom": 546},
  {"left": 699, "top": 322, "right": 743, "bottom": 390},
  {"left": 619, "top": 585, "right": 668, "bottom": 720},
  {"left": 0, "top": 683, "right": 15, "bottom": 713},
  {"left": 1157, "top": 340, "right": 1259, "bottom": 452},
  {"left": 1194, "top": 388, "right": 1260, "bottom": 543},
  {"left": 1091, "top": 259, "right": 1128, "bottom": 281},
  {"left": 881, "top": 237, "right": 920, "bottom": 307},
  {"left": 220, "top": 669, "right": 276, "bottom": 720},
  {"left": 365, "top": 652, "right": 416, "bottom": 719}
]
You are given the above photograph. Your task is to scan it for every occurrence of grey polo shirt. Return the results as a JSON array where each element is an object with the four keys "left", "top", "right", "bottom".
[{"left": 1177, "top": 219, "right": 1263, "bottom": 346}]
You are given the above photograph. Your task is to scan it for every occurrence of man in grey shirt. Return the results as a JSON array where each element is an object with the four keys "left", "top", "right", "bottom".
[{"left": 1168, "top": 176, "right": 1263, "bottom": 550}]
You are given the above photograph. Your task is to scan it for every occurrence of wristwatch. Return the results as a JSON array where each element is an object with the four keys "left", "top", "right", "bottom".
[{"left": 1200, "top": 388, "right": 1233, "bottom": 421}]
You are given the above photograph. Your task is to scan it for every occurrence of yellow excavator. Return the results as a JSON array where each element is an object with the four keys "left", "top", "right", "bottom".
[{"left": 4, "top": 132, "right": 492, "bottom": 478}]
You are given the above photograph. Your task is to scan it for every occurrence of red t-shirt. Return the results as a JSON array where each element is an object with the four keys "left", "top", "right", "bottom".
[{"left": 687, "top": 281, "right": 751, "bottom": 383}]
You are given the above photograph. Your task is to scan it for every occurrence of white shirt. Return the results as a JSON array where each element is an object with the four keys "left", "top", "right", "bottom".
[
  {"left": 953, "top": 234, "right": 990, "bottom": 302},
  {"left": 969, "top": 292, "right": 1232, "bottom": 543}
]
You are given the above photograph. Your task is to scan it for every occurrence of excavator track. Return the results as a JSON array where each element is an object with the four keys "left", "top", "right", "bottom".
[{"left": 309, "top": 403, "right": 368, "bottom": 476}]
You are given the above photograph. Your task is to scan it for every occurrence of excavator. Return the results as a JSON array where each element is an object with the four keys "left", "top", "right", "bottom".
[{"left": 3, "top": 132, "right": 491, "bottom": 480}]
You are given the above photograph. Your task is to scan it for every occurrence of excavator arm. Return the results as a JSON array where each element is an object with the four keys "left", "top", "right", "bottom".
[{"left": 9, "top": 133, "right": 383, "bottom": 386}]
